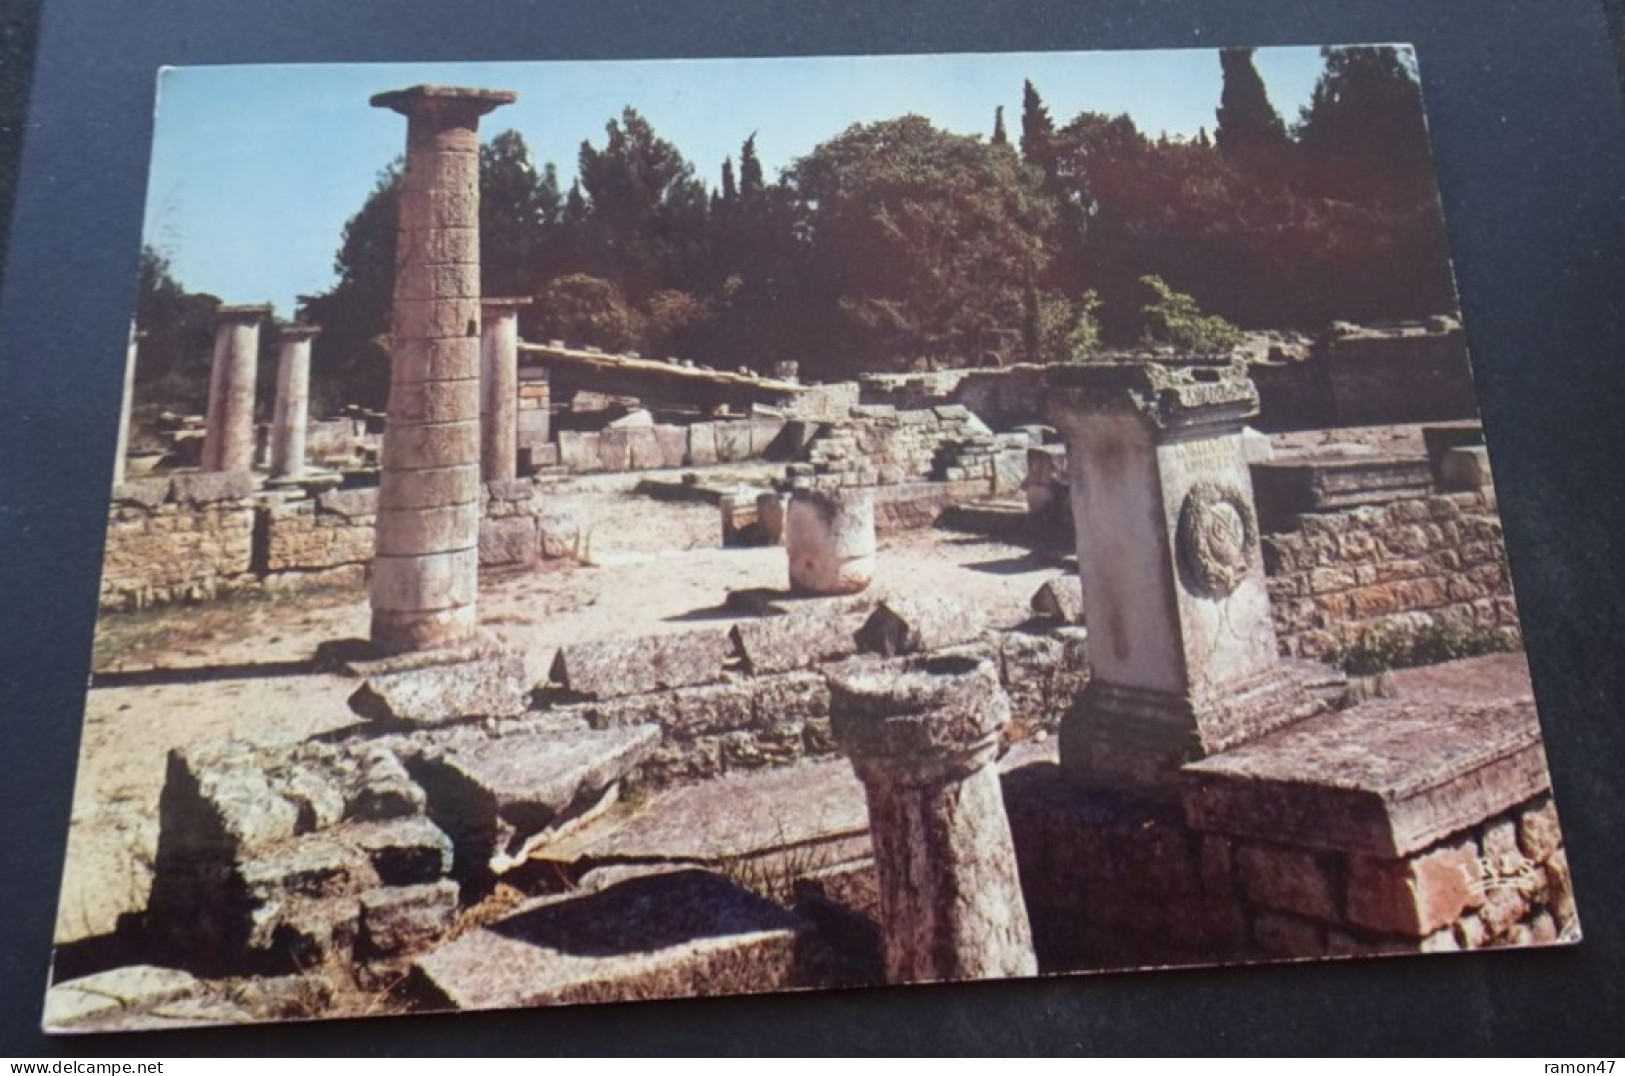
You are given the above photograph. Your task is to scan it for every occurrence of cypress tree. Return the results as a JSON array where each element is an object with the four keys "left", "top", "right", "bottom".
[
  {"left": 1020, "top": 80, "right": 1055, "bottom": 171},
  {"left": 992, "top": 105, "right": 1009, "bottom": 147},
  {"left": 739, "top": 133, "right": 765, "bottom": 201},
  {"left": 1214, "top": 48, "right": 1289, "bottom": 172}
]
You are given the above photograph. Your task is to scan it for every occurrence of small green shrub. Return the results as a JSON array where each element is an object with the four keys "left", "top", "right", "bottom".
[
  {"left": 1138, "top": 274, "right": 1244, "bottom": 354},
  {"left": 1329, "top": 621, "right": 1519, "bottom": 676}
]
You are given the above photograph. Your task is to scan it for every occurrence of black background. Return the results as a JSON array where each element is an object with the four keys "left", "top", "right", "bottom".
[{"left": 2, "top": 0, "right": 1624, "bottom": 1056}]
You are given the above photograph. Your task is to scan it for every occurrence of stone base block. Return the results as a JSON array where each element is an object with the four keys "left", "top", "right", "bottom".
[
  {"left": 347, "top": 638, "right": 530, "bottom": 726},
  {"left": 408, "top": 869, "right": 812, "bottom": 1010}
]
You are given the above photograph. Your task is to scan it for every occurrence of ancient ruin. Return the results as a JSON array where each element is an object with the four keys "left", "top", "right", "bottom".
[{"left": 49, "top": 60, "right": 1577, "bottom": 1033}]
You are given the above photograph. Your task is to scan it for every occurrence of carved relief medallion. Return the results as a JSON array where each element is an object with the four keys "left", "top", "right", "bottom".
[{"left": 1177, "top": 480, "right": 1257, "bottom": 598}]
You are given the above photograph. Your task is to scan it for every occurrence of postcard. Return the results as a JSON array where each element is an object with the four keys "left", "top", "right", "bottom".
[{"left": 44, "top": 45, "right": 1579, "bottom": 1033}]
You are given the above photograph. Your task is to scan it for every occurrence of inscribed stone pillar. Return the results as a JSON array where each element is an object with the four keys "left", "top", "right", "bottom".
[
  {"left": 785, "top": 486, "right": 876, "bottom": 595},
  {"left": 828, "top": 655, "right": 1037, "bottom": 983},
  {"left": 480, "top": 298, "right": 530, "bottom": 484},
  {"left": 113, "top": 320, "right": 142, "bottom": 487},
  {"left": 1044, "top": 359, "right": 1321, "bottom": 793},
  {"left": 201, "top": 304, "right": 271, "bottom": 473},
  {"left": 270, "top": 325, "right": 320, "bottom": 479},
  {"left": 369, "top": 84, "right": 515, "bottom": 653}
]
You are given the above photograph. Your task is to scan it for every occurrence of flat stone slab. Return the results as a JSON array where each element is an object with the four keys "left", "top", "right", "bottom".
[
  {"left": 347, "top": 639, "right": 529, "bottom": 725},
  {"left": 551, "top": 757, "right": 870, "bottom": 868},
  {"left": 410, "top": 869, "right": 807, "bottom": 1010},
  {"left": 549, "top": 628, "right": 732, "bottom": 699},
  {"left": 1182, "top": 667, "right": 1550, "bottom": 857},
  {"left": 44, "top": 966, "right": 202, "bottom": 1031},
  {"left": 730, "top": 601, "right": 868, "bottom": 674}
]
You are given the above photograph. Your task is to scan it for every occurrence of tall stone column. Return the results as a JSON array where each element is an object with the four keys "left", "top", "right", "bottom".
[
  {"left": 828, "top": 655, "right": 1037, "bottom": 983},
  {"left": 480, "top": 297, "right": 530, "bottom": 484},
  {"left": 270, "top": 325, "right": 320, "bottom": 479},
  {"left": 1045, "top": 360, "right": 1322, "bottom": 793},
  {"left": 201, "top": 304, "right": 271, "bottom": 473},
  {"left": 113, "top": 320, "right": 142, "bottom": 487},
  {"left": 368, "top": 85, "right": 515, "bottom": 654}
]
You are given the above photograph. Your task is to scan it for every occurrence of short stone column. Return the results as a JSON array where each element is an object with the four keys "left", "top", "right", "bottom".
[
  {"left": 480, "top": 297, "right": 530, "bottom": 484},
  {"left": 270, "top": 325, "right": 320, "bottom": 479},
  {"left": 368, "top": 84, "right": 515, "bottom": 653},
  {"left": 113, "top": 320, "right": 142, "bottom": 487},
  {"left": 828, "top": 655, "right": 1037, "bottom": 983},
  {"left": 1045, "top": 360, "right": 1321, "bottom": 792},
  {"left": 785, "top": 486, "right": 876, "bottom": 595},
  {"left": 201, "top": 304, "right": 271, "bottom": 473}
]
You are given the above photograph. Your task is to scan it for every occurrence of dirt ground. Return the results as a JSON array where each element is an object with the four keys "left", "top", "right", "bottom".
[{"left": 57, "top": 484, "right": 1066, "bottom": 943}]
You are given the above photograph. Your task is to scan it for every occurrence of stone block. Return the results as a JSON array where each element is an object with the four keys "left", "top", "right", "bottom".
[
  {"left": 353, "top": 817, "right": 454, "bottom": 886},
  {"left": 655, "top": 425, "right": 689, "bottom": 469},
  {"left": 550, "top": 628, "right": 732, "bottom": 699},
  {"left": 536, "top": 506, "right": 582, "bottom": 559},
  {"left": 557, "top": 431, "right": 599, "bottom": 471},
  {"left": 731, "top": 604, "right": 865, "bottom": 674},
  {"left": 1183, "top": 697, "right": 1551, "bottom": 857},
  {"left": 348, "top": 640, "right": 530, "bottom": 726},
  {"left": 688, "top": 423, "right": 718, "bottom": 467},
  {"left": 1251, "top": 911, "right": 1325, "bottom": 957},
  {"left": 854, "top": 596, "right": 987, "bottom": 656},
  {"left": 1235, "top": 843, "right": 1340, "bottom": 922},
  {"left": 113, "top": 476, "right": 172, "bottom": 509},
  {"left": 1030, "top": 575, "right": 1084, "bottom": 623},
  {"left": 343, "top": 745, "right": 426, "bottom": 822},
  {"left": 409, "top": 870, "right": 808, "bottom": 1010},
  {"left": 598, "top": 427, "right": 633, "bottom": 471},
  {"left": 1345, "top": 838, "right": 1482, "bottom": 936},
  {"left": 715, "top": 420, "right": 752, "bottom": 461},
  {"left": 361, "top": 880, "right": 460, "bottom": 958},
  {"left": 171, "top": 470, "right": 255, "bottom": 505},
  {"left": 478, "top": 516, "right": 539, "bottom": 568},
  {"left": 1439, "top": 446, "right": 1493, "bottom": 491},
  {"left": 1517, "top": 796, "right": 1563, "bottom": 862},
  {"left": 44, "top": 966, "right": 202, "bottom": 1031},
  {"left": 419, "top": 723, "right": 659, "bottom": 872}
]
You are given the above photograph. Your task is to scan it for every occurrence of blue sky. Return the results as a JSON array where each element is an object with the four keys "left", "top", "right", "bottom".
[{"left": 142, "top": 48, "right": 1331, "bottom": 315}]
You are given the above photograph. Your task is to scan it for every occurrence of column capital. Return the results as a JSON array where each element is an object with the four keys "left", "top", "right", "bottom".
[
  {"left": 215, "top": 303, "right": 273, "bottom": 325},
  {"left": 277, "top": 324, "right": 322, "bottom": 342},
  {"left": 1046, "top": 356, "right": 1258, "bottom": 435},
  {"left": 370, "top": 85, "right": 517, "bottom": 120},
  {"left": 480, "top": 297, "right": 533, "bottom": 315},
  {"left": 827, "top": 655, "right": 1008, "bottom": 780}
]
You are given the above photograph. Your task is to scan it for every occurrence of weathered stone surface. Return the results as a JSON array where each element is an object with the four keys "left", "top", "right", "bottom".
[
  {"left": 1183, "top": 696, "right": 1550, "bottom": 857},
  {"left": 343, "top": 744, "right": 426, "bottom": 821},
  {"left": 1251, "top": 911, "right": 1325, "bottom": 957},
  {"left": 1235, "top": 842, "right": 1340, "bottom": 922},
  {"left": 550, "top": 628, "right": 732, "bottom": 699},
  {"left": 731, "top": 602, "right": 866, "bottom": 674},
  {"left": 786, "top": 487, "right": 876, "bottom": 596},
  {"left": 1517, "top": 796, "right": 1563, "bottom": 863},
  {"left": 1439, "top": 446, "right": 1493, "bottom": 490},
  {"left": 855, "top": 596, "right": 987, "bottom": 657},
  {"left": 828, "top": 655, "right": 1035, "bottom": 983},
  {"left": 44, "top": 966, "right": 202, "bottom": 1031},
  {"left": 348, "top": 640, "right": 530, "bottom": 725},
  {"left": 1030, "top": 575, "right": 1084, "bottom": 623},
  {"left": 420, "top": 723, "right": 660, "bottom": 870},
  {"left": 361, "top": 880, "right": 460, "bottom": 958},
  {"left": 170, "top": 470, "right": 255, "bottom": 505},
  {"left": 557, "top": 756, "right": 868, "bottom": 867},
  {"left": 410, "top": 870, "right": 808, "bottom": 1009},
  {"left": 1346, "top": 837, "right": 1482, "bottom": 936},
  {"left": 352, "top": 817, "right": 454, "bottom": 886},
  {"left": 536, "top": 505, "right": 582, "bottom": 559},
  {"left": 478, "top": 515, "right": 539, "bottom": 568}
]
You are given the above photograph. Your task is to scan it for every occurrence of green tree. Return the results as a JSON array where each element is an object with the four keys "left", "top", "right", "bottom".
[
  {"left": 132, "top": 245, "right": 221, "bottom": 414},
  {"left": 1019, "top": 80, "right": 1056, "bottom": 177},
  {"left": 1138, "top": 275, "right": 1243, "bottom": 353},
  {"left": 480, "top": 130, "right": 562, "bottom": 297},
  {"left": 738, "top": 133, "right": 765, "bottom": 202},
  {"left": 991, "top": 106, "right": 1009, "bottom": 148},
  {"left": 575, "top": 107, "right": 711, "bottom": 301},
  {"left": 785, "top": 115, "right": 1054, "bottom": 373},
  {"left": 529, "top": 273, "right": 645, "bottom": 352},
  {"left": 1214, "top": 48, "right": 1290, "bottom": 176},
  {"left": 1296, "top": 46, "right": 1434, "bottom": 205}
]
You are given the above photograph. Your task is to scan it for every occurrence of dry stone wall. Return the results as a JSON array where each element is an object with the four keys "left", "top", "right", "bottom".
[
  {"left": 1263, "top": 491, "right": 1518, "bottom": 660},
  {"left": 101, "top": 476, "right": 580, "bottom": 610}
]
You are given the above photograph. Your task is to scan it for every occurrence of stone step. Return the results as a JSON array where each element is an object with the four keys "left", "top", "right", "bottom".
[
  {"left": 416, "top": 720, "right": 661, "bottom": 876},
  {"left": 408, "top": 868, "right": 812, "bottom": 1011}
]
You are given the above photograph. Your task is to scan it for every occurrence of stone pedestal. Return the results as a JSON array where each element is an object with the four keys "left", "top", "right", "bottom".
[
  {"left": 113, "top": 321, "right": 142, "bottom": 487},
  {"left": 201, "top": 304, "right": 271, "bottom": 473},
  {"left": 828, "top": 655, "right": 1037, "bottom": 983},
  {"left": 1044, "top": 360, "right": 1321, "bottom": 793},
  {"left": 270, "top": 325, "right": 320, "bottom": 480},
  {"left": 368, "top": 84, "right": 515, "bottom": 653},
  {"left": 480, "top": 298, "right": 530, "bottom": 484},
  {"left": 785, "top": 487, "right": 875, "bottom": 595}
]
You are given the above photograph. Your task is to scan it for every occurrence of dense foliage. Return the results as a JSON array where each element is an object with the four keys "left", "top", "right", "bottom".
[{"left": 139, "top": 47, "right": 1459, "bottom": 413}]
